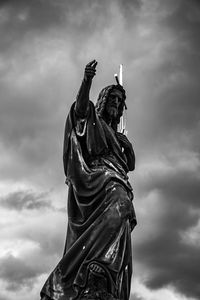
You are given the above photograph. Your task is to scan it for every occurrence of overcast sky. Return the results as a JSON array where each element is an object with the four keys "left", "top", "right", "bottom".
[{"left": 0, "top": 0, "right": 200, "bottom": 300}]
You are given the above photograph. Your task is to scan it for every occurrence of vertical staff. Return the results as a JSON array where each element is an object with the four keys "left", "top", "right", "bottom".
[
  {"left": 119, "top": 64, "right": 124, "bottom": 133},
  {"left": 114, "top": 64, "right": 127, "bottom": 136},
  {"left": 119, "top": 64, "right": 123, "bottom": 86}
]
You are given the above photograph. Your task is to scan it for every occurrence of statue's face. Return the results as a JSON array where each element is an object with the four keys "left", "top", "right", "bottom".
[{"left": 105, "top": 89, "right": 123, "bottom": 119}]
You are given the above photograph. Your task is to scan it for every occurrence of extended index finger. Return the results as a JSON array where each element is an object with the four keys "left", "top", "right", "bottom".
[
  {"left": 86, "top": 59, "right": 96, "bottom": 67},
  {"left": 93, "top": 61, "right": 98, "bottom": 69}
]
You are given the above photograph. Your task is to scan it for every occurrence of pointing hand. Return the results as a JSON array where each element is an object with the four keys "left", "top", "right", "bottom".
[{"left": 84, "top": 59, "right": 98, "bottom": 81}]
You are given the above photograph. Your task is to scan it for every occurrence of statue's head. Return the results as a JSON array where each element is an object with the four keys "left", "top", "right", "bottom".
[{"left": 95, "top": 85, "right": 126, "bottom": 125}]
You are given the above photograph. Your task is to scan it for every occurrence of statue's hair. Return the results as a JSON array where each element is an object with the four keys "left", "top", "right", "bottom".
[{"left": 95, "top": 84, "right": 126, "bottom": 124}]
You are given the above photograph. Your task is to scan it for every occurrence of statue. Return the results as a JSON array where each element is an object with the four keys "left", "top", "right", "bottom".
[{"left": 40, "top": 60, "right": 137, "bottom": 300}]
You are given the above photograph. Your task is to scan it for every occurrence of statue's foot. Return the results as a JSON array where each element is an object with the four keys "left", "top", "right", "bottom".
[
  {"left": 79, "top": 263, "right": 119, "bottom": 300},
  {"left": 89, "top": 262, "right": 106, "bottom": 276}
]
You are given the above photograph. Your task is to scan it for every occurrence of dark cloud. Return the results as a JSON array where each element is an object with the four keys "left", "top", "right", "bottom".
[
  {"left": 0, "top": 0, "right": 66, "bottom": 39},
  {"left": 158, "top": 0, "right": 200, "bottom": 134},
  {"left": 0, "top": 212, "right": 66, "bottom": 292},
  {"left": 154, "top": 58, "right": 200, "bottom": 139},
  {"left": 128, "top": 0, "right": 200, "bottom": 157},
  {"left": 0, "top": 190, "right": 52, "bottom": 210},
  {"left": 136, "top": 229, "right": 200, "bottom": 299},
  {"left": 161, "top": 0, "right": 200, "bottom": 45},
  {"left": 23, "top": 221, "right": 66, "bottom": 258},
  {"left": 134, "top": 161, "right": 200, "bottom": 299},
  {"left": 0, "top": 254, "right": 40, "bottom": 291},
  {"left": 0, "top": 0, "right": 141, "bottom": 48},
  {"left": 0, "top": 294, "right": 10, "bottom": 300},
  {"left": 138, "top": 162, "right": 200, "bottom": 209}
]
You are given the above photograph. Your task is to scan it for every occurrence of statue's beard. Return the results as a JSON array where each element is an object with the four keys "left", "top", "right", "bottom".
[{"left": 107, "top": 106, "right": 118, "bottom": 119}]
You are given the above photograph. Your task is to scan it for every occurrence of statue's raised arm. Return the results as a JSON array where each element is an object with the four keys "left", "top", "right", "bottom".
[{"left": 75, "top": 60, "right": 98, "bottom": 118}]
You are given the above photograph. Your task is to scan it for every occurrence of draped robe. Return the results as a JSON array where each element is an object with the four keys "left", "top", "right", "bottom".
[{"left": 40, "top": 101, "right": 137, "bottom": 300}]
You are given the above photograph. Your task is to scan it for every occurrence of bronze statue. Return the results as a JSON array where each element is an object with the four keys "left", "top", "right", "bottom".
[{"left": 40, "top": 60, "right": 137, "bottom": 300}]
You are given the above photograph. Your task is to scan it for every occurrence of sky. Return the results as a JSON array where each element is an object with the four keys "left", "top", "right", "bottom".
[{"left": 0, "top": 0, "right": 200, "bottom": 299}]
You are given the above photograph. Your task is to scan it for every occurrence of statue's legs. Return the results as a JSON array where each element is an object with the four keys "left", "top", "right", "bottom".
[{"left": 78, "top": 185, "right": 134, "bottom": 300}]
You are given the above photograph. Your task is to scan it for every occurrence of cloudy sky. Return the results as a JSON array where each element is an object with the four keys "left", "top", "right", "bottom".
[{"left": 0, "top": 0, "right": 200, "bottom": 299}]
